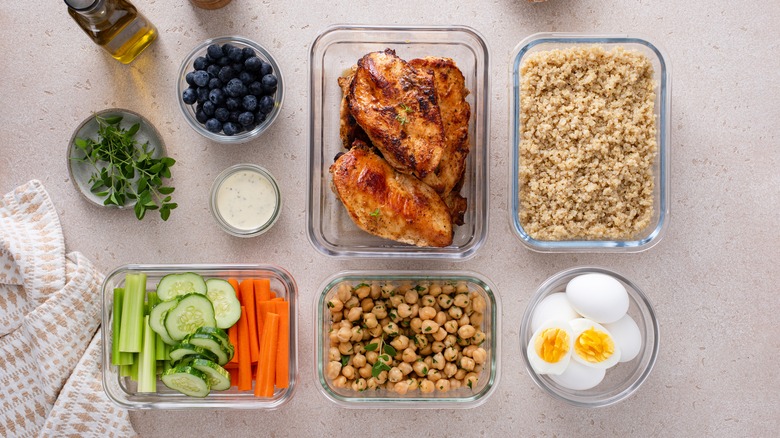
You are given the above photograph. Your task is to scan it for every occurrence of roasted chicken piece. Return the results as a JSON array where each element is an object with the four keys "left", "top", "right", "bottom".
[
  {"left": 347, "top": 49, "right": 446, "bottom": 179},
  {"left": 329, "top": 140, "right": 453, "bottom": 247},
  {"left": 338, "top": 67, "right": 369, "bottom": 150}
]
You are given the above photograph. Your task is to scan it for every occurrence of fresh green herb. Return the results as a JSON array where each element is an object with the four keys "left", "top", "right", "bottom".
[
  {"left": 412, "top": 336, "right": 419, "bottom": 345},
  {"left": 341, "top": 355, "right": 350, "bottom": 367},
  {"left": 354, "top": 283, "right": 370, "bottom": 289},
  {"left": 379, "top": 354, "right": 390, "bottom": 363},
  {"left": 389, "top": 311, "right": 397, "bottom": 320},
  {"left": 422, "top": 367, "right": 428, "bottom": 375},
  {"left": 327, "top": 301, "right": 334, "bottom": 309},
  {"left": 432, "top": 357, "right": 438, "bottom": 364},
  {"left": 399, "top": 103, "right": 414, "bottom": 114},
  {"left": 389, "top": 290, "right": 395, "bottom": 297},
  {"left": 71, "top": 115, "right": 177, "bottom": 220},
  {"left": 413, "top": 285, "right": 426, "bottom": 293},
  {"left": 369, "top": 208, "right": 381, "bottom": 217},
  {"left": 467, "top": 380, "right": 473, "bottom": 389},
  {"left": 372, "top": 361, "right": 391, "bottom": 378},
  {"left": 395, "top": 114, "right": 408, "bottom": 125},
  {"left": 425, "top": 326, "right": 432, "bottom": 332},
  {"left": 400, "top": 320, "right": 410, "bottom": 328},
  {"left": 383, "top": 344, "right": 397, "bottom": 357},
  {"left": 364, "top": 343, "right": 378, "bottom": 352},
  {"left": 416, "top": 357, "right": 423, "bottom": 362}
]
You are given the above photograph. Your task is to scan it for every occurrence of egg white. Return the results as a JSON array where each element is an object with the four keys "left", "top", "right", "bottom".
[
  {"left": 549, "top": 359, "right": 606, "bottom": 390},
  {"left": 604, "top": 314, "right": 642, "bottom": 363},
  {"left": 531, "top": 292, "right": 581, "bottom": 333},
  {"left": 570, "top": 318, "right": 622, "bottom": 369},
  {"left": 527, "top": 320, "right": 574, "bottom": 376}
]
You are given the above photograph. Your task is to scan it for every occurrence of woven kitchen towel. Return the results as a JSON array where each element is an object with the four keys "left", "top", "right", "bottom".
[{"left": 0, "top": 180, "right": 135, "bottom": 438}]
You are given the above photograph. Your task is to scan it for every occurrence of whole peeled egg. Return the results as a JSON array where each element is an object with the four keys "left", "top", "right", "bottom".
[
  {"left": 604, "top": 314, "right": 642, "bottom": 362},
  {"left": 531, "top": 292, "right": 580, "bottom": 332},
  {"left": 549, "top": 358, "right": 606, "bottom": 390},
  {"left": 566, "top": 273, "right": 629, "bottom": 324}
]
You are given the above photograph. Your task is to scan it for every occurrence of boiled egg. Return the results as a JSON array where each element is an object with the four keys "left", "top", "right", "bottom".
[
  {"left": 604, "top": 314, "right": 642, "bottom": 363},
  {"left": 531, "top": 292, "right": 581, "bottom": 333},
  {"left": 566, "top": 273, "right": 629, "bottom": 324},
  {"left": 527, "top": 320, "right": 574, "bottom": 375},
  {"left": 549, "top": 358, "right": 606, "bottom": 390},
  {"left": 570, "top": 318, "right": 621, "bottom": 369}
]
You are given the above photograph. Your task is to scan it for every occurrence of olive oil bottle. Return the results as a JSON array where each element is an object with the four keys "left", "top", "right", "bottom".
[{"left": 65, "top": 0, "right": 157, "bottom": 64}]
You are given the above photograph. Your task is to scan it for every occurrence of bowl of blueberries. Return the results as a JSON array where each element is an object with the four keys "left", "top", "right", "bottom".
[{"left": 177, "top": 35, "right": 283, "bottom": 143}]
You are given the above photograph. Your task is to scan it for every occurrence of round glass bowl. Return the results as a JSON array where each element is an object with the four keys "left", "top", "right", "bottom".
[
  {"left": 519, "top": 266, "right": 659, "bottom": 407},
  {"left": 177, "top": 35, "right": 284, "bottom": 144},
  {"left": 209, "top": 164, "right": 281, "bottom": 237},
  {"left": 68, "top": 108, "right": 166, "bottom": 208}
]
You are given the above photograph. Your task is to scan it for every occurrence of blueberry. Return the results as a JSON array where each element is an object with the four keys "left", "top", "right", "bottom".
[
  {"left": 228, "top": 46, "right": 244, "bottom": 62},
  {"left": 182, "top": 88, "right": 197, "bottom": 105},
  {"left": 259, "top": 60, "right": 273, "bottom": 77},
  {"left": 221, "top": 43, "right": 236, "bottom": 56},
  {"left": 217, "top": 66, "right": 235, "bottom": 83},
  {"left": 192, "top": 70, "right": 209, "bottom": 87},
  {"left": 229, "top": 111, "right": 241, "bottom": 123},
  {"left": 217, "top": 56, "right": 231, "bottom": 66},
  {"left": 248, "top": 81, "right": 264, "bottom": 96},
  {"left": 208, "top": 77, "right": 223, "bottom": 90},
  {"left": 193, "top": 56, "right": 210, "bottom": 71},
  {"left": 208, "top": 88, "right": 226, "bottom": 105},
  {"left": 222, "top": 122, "right": 240, "bottom": 136},
  {"left": 242, "top": 94, "right": 258, "bottom": 111},
  {"left": 202, "top": 100, "right": 216, "bottom": 116},
  {"left": 195, "top": 109, "right": 208, "bottom": 124},
  {"left": 242, "top": 47, "right": 255, "bottom": 60},
  {"left": 226, "top": 97, "right": 241, "bottom": 111},
  {"left": 258, "top": 95, "right": 274, "bottom": 114},
  {"left": 261, "top": 74, "right": 278, "bottom": 94},
  {"left": 205, "top": 118, "right": 222, "bottom": 133},
  {"left": 225, "top": 78, "right": 246, "bottom": 97},
  {"left": 254, "top": 110, "right": 267, "bottom": 124},
  {"left": 185, "top": 71, "right": 196, "bottom": 86},
  {"left": 238, "top": 111, "right": 255, "bottom": 126},
  {"left": 196, "top": 86, "right": 210, "bottom": 103},
  {"left": 244, "top": 56, "right": 262, "bottom": 72},
  {"left": 214, "top": 107, "right": 230, "bottom": 122},
  {"left": 206, "top": 64, "right": 221, "bottom": 77},
  {"left": 238, "top": 71, "right": 255, "bottom": 85},
  {"left": 232, "top": 62, "right": 245, "bottom": 73},
  {"left": 207, "top": 44, "right": 223, "bottom": 60}
]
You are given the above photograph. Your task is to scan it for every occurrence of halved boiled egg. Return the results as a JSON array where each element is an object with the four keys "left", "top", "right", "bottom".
[
  {"left": 570, "top": 318, "right": 621, "bottom": 369},
  {"left": 527, "top": 320, "right": 574, "bottom": 375}
]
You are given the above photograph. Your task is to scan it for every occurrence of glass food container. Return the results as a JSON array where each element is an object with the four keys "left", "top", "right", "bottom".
[
  {"left": 101, "top": 264, "right": 298, "bottom": 409},
  {"left": 209, "top": 164, "right": 282, "bottom": 237},
  {"left": 307, "top": 25, "right": 490, "bottom": 259},
  {"left": 510, "top": 33, "right": 671, "bottom": 252},
  {"left": 315, "top": 270, "right": 500, "bottom": 409}
]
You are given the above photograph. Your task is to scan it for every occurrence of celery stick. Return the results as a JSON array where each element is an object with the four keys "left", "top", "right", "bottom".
[
  {"left": 137, "top": 315, "right": 157, "bottom": 393},
  {"left": 120, "top": 364, "right": 132, "bottom": 377},
  {"left": 119, "top": 273, "right": 147, "bottom": 353},
  {"left": 155, "top": 329, "right": 167, "bottom": 361},
  {"left": 129, "top": 353, "right": 139, "bottom": 381},
  {"left": 112, "top": 288, "right": 125, "bottom": 365}
]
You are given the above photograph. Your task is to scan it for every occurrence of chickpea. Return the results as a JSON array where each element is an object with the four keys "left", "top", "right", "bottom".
[
  {"left": 429, "top": 284, "right": 442, "bottom": 297},
  {"left": 444, "top": 362, "right": 458, "bottom": 378},
  {"left": 413, "top": 360, "right": 428, "bottom": 377},
  {"left": 437, "top": 294, "right": 454, "bottom": 309},
  {"left": 366, "top": 377, "right": 379, "bottom": 391},
  {"left": 350, "top": 326, "right": 363, "bottom": 342},
  {"left": 443, "top": 334, "right": 458, "bottom": 348},
  {"left": 328, "top": 297, "right": 344, "bottom": 313},
  {"left": 449, "top": 378, "right": 462, "bottom": 390},
  {"left": 419, "top": 379, "right": 435, "bottom": 393},
  {"left": 375, "top": 370, "right": 388, "bottom": 384},
  {"left": 389, "top": 294, "right": 404, "bottom": 309},
  {"left": 404, "top": 289, "right": 419, "bottom": 305},
  {"left": 398, "top": 362, "right": 413, "bottom": 375},
  {"left": 472, "top": 347, "right": 487, "bottom": 365},
  {"left": 460, "top": 356, "right": 476, "bottom": 371},
  {"left": 360, "top": 297, "right": 374, "bottom": 313},
  {"left": 474, "top": 364, "right": 484, "bottom": 375},
  {"left": 352, "top": 378, "right": 367, "bottom": 392},
  {"left": 388, "top": 367, "right": 403, "bottom": 383},
  {"left": 432, "top": 352, "right": 446, "bottom": 370},
  {"left": 372, "top": 302, "right": 387, "bottom": 319},
  {"left": 331, "top": 312, "right": 343, "bottom": 323},
  {"left": 432, "top": 327, "right": 448, "bottom": 342},
  {"left": 443, "top": 346, "right": 459, "bottom": 362},
  {"left": 338, "top": 342, "right": 354, "bottom": 356},
  {"left": 397, "top": 303, "right": 413, "bottom": 318},
  {"left": 363, "top": 312, "right": 378, "bottom": 328},
  {"left": 393, "top": 380, "right": 410, "bottom": 395},
  {"left": 444, "top": 320, "right": 459, "bottom": 334},
  {"left": 328, "top": 347, "right": 340, "bottom": 361},
  {"left": 462, "top": 345, "right": 477, "bottom": 357},
  {"left": 423, "top": 356, "right": 433, "bottom": 368},
  {"left": 383, "top": 321, "right": 400, "bottom": 337},
  {"left": 352, "top": 353, "right": 367, "bottom": 368},
  {"left": 431, "top": 341, "right": 445, "bottom": 354},
  {"left": 380, "top": 283, "right": 394, "bottom": 298},
  {"left": 455, "top": 369, "right": 467, "bottom": 380},
  {"left": 368, "top": 325, "right": 383, "bottom": 337},
  {"left": 345, "top": 295, "right": 360, "bottom": 310},
  {"left": 366, "top": 350, "right": 378, "bottom": 364},
  {"left": 397, "top": 283, "right": 411, "bottom": 294},
  {"left": 409, "top": 303, "right": 420, "bottom": 318},
  {"left": 355, "top": 284, "right": 371, "bottom": 299},
  {"left": 470, "top": 312, "right": 484, "bottom": 327},
  {"left": 391, "top": 335, "right": 410, "bottom": 351},
  {"left": 427, "top": 369, "right": 442, "bottom": 383},
  {"left": 342, "top": 365, "right": 356, "bottom": 380},
  {"left": 326, "top": 361, "right": 342, "bottom": 379},
  {"left": 435, "top": 378, "right": 450, "bottom": 393},
  {"left": 471, "top": 330, "right": 486, "bottom": 346},
  {"left": 333, "top": 375, "right": 347, "bottom": 388},
  {"left": 458, "top": 314, "right": 470, "bottom": 327},
  {"left": 457, "top": 336, "right": 471, "bottom": 347},
  {"left": 337, "top": 283, "right": 351, "bottom": 302},
  {"left": 418, "top": 345, "right": 433, "bottom": 356},
  {"left": 434, "top": 311, "right": 447, "bottom": 326},
  {"left": 406, "top": 377, "right": 419, "bottom": 391},
  {"left": 336, "top": 326, "right": 351, "bottom": 343},
  {"left": 329, "top": 330, "right": 340, "bottom": 346},
  {"left": 421, "top": 320, "right": 439, "bottom": 334},
  {"left": 471, "top": 295, "right": 486, "bottom": 313},
  {"left": 413, "top": 334, "right": 428, "bottom": 349},
  {"left": 464, "top": 372, "right": 478, "bottom": 389},
  {"left": 359, "top": 365, "right": 372, "bottom": 379},
  {"left": 458, "top": 325, "right": 476, "bottom": 340},
  {"left": 420, "top": 295, "right": 435, "bottom": 307},
  {"left": 402, "top": 348, "right": 418, "bottom": 363},
  {"left": 370, "top": 284, "right": 381, "bottom": 299},
  {"left": 385, "top": 381, "right": 395, "bottom": 392},
  {"left": 448, "top": 306, "right": 463, "bottom": 320},
  {"left": 419, "top": 306, "right": 436, "bottom": 321}
]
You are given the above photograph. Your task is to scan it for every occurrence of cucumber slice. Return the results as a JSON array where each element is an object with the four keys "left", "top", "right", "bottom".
[
  {"left": 184, "top": 333, "right": 233, "bottom": 365},
  {"left": 169, "top": 343, "right": 219, "bottom": 364},
  {"left": 195, "top": 326, "right": 231, "bottom": 350},
  {"left": 157, "top": 273, "right": 207, "bottom": 301},
  {"left": 205, "top": 279, "right": 242, "bottom": 329},
  {"left": 161, "top": 366, "right": 210, "bottom": 397},
  {"left": 149, "top": 300, "right": 178, "bottom": 345},
  {"left": 164, "top": 294, "right": 216, "bottom": 341},
  {"left": 179, "top": 358, "right": 231, "bottom": 391}
]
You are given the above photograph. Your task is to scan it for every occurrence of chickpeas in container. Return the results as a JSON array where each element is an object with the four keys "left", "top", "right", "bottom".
[{"left": 315, "top": 271, "right": 500, "bottom": 409}]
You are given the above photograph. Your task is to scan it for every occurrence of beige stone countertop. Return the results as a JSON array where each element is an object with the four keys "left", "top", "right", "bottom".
[{"left": 2, "top": 0, "right": 778, "bottom": 436}]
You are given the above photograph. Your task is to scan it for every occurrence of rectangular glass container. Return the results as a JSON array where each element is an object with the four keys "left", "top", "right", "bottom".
[
  {"left": 307, "top": 25, "right": 490, "bottom": 259},
  {"left": 315, "top": 270, "right": 500, "bottom": 409},
  {"left": 101, "top": 264, "right": 298, "bottom": 409},
  {"left": 510, "top": 33, "right": 671, "bottom": 252}
]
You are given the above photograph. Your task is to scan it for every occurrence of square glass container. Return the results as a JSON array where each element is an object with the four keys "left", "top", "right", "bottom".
[
  {"left": 315, "top": 270, "right": 500, "bottom": 409},
  {"left": 307, "top": 25, "right": 490, "bottom": 259},
  {"left": 510, "top": 33, "right": 671, "bottom": 252},
  {"left": 101, "top": 264, "right": 298, "bottom": 409}
]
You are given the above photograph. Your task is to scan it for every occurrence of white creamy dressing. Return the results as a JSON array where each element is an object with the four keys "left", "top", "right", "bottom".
[{"left": 216, "top": 170, "right": 276, "bottom": 230}]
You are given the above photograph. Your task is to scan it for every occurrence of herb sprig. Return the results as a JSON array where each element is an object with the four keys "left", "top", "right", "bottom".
[{"left": 71, "top": 115, "right": 177, "bottom": 221}]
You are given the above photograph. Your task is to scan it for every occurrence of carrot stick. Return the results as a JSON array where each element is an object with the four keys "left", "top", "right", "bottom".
[
  {"left": 255, "top": 298, "right": 265, "bottom": 345},
  {"left": 227, "top": 278, "right": 240, "bottom": 364},
  {"left": 257, "top": 300, "right": 273, "bottom": 342},
  {"left": 254, "top": 279, "right": 271, "bottom": 302},
  {"left": 255, "top": 312, "right": 279, "bottom": 397},
  {"left": 269, "top": 291, "right": 276, "bottom": 299},
  {"left": 230, "top": 369, "right": 238, "bottom": 387},
  {"left": 271, "top": 297, "right": 284, "bottom": 302},
  {"left": 237, "top": 306, "right": 252, "bottom": 391},
  {"left": 239, "top": 279, "right": 259, "bottom": 363},
  {"left": 273, "top": 301, "right": 289, "bottom": 389}
]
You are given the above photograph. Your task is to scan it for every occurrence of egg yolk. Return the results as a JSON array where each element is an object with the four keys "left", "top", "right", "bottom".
[
  {"left": 575, "top": 327, "right": 615, "bottom": 363},
  {"left": 534, "top": 328, "right": 570, "bottom": 363}
]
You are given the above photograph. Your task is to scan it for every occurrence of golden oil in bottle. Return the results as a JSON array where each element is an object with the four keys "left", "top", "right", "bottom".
[{"left": 65, "top": 0, "right": 157, "bottom": 64}]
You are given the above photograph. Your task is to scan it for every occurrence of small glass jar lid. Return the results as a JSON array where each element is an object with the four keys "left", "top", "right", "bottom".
[{"left": 210, "top": 163, "right": 281, "bottom": 237}]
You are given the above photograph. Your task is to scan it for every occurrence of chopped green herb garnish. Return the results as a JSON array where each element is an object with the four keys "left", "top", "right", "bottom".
[
  {"left": 467, "top": 380, "right": 473, "bottom": 389},
  {"left": 395, "top": 114, "right": 408, "bottom": 125},
  {"left": 413, "top": 285, "right": 425, "bottom": 292},
  {"left": 399, "top": 103, "right": 413, "bottom": 114},
  {"left": 422, "top": 367, "right": 428, "bottom": 375},
  {"left": 354, "top": 283, "right": 370, "bottom": 289},
  {"left": 364, "top": 343, "right": 378, "bottom": 352},
  {"left": 327, "top": 301, "right": 334, "bottom": 308},
  {"left": 383, "top": 344, "right": 397, "bottom": 357},
  {"left": 371, "top": 361, "right": 391, "bottom": 378},
  {"left": 341, "top": 355, "right": 350, "bottom": 367},
  {"left": 425, "top": 326, "right": 432, "bottom": 332},
  {"left": 370, "top": 208, "right": 381, "bottom": 217}
]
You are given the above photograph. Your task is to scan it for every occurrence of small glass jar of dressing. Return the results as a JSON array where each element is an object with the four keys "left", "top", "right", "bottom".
[{"left": 210, "top": 164, "right": 281, "bottom": 237}]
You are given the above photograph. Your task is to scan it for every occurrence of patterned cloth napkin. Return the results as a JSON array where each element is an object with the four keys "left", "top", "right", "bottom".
[{"left": 0, "top": 180, "right": 136, "bottom": 437}]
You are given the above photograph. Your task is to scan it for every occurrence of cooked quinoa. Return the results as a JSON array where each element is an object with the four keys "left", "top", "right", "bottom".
[{"left": 518, "top": 46, "right": 657, "bottom": 240}]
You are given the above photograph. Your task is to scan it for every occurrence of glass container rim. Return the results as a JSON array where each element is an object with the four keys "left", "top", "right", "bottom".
[{"left": 209, "top": 163, "right": 282, "bottom": 237}]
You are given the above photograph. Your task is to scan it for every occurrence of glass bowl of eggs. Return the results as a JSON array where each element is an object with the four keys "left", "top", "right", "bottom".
[{"left": 519, "top": 266, "right": 659, "bottom": 407}]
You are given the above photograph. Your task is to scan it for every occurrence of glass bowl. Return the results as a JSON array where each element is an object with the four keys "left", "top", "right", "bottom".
[
  {"left": 314, "top": 270, "right": 500, "bottom": 409},
  {"left": 519, "top": 266, "right": 660, "bottom": 407},
  {"left": 68, "top": 108, "right": 166, "bottom": 208},
  {"left": 509, "top": 33, "right": 671, "bottom": 252},
  {"left": 101, "top": 264, "right": 298, "bottom": 409},
  {"left": 307, "top": 25, "right": 490, "bottom": 259},
  {"left": 177, "top": 35, "right": 284, "bottom": 144},
  {"left": 209, "top": 163, "right": 282, "bottom": 237}
]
